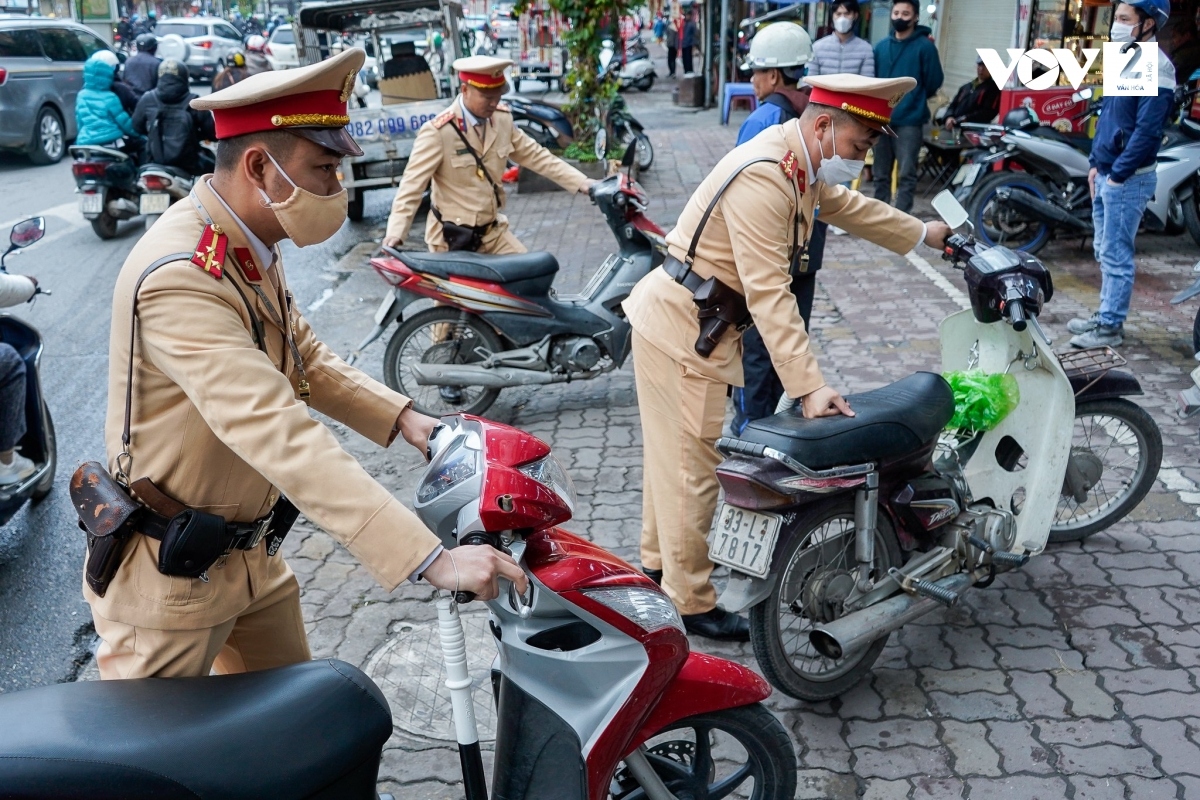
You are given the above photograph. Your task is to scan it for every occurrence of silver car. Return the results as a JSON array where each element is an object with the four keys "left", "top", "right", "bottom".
[
  {"left": 0, "top": 18, "right": 112, "bottom": 164},
  {"left": 153, "top": 16, "right": 243, "bottom": 82}
]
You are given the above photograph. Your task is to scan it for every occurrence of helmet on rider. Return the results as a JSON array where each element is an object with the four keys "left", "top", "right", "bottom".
[
  {"left": 226, "top": 49, "right": 247, "bottom": 68},
  {"left": 1118, "top": 0, "right": 1170, "bottom": 31},
  {"left": 157, "top": 58, "right": 186, "bottom": 78},
  {"left": 135, "top": 32, "right": 157, "bottom": 53},
  {"left": 246, "top": 34, "right": 266, "bottom": 52},
  {"left": 91, "top": 49, "right": 120, "bottom": 68},
  {"left": 743, "top": 22, "right": 813, "bottom": 84}
]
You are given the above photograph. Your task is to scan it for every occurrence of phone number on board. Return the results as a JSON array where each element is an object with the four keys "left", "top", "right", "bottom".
[{"left": 345, "top": 114, "right": 437, "bottom": 138}]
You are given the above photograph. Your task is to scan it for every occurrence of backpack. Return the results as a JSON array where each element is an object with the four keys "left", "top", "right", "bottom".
[{"left": 146, "top": 99, "right": 195, "bottom": 169}]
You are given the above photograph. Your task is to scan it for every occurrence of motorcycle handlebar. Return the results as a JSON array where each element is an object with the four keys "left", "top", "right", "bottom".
[
  {"left": 454, "top": 590, "right": 477, "bottom": 604},
  {"left": 1008, "top": 299, "right": 1028, "bottom": 331}
]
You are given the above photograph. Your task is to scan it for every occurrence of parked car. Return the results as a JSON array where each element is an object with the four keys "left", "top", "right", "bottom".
[
  {"left": 264, "top": 24, "right": 298, "bottom": 70},
  {"left": 0, "top": 18, "right": 112, "bottom": 164},
  {"left": 489, "top": 6, "right": 517, "bottom": 45},
  {"left": 153, "top": 16, "right": 243, "bottom": 82}
]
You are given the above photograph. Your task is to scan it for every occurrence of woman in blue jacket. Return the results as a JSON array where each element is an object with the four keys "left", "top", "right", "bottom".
[{"left": 75, "top": 52, "right": 137, "bottom": 148}]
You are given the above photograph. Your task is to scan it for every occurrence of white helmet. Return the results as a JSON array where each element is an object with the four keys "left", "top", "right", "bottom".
[{"left": 744, "top": 22, "right": 813, "bottom": 72}]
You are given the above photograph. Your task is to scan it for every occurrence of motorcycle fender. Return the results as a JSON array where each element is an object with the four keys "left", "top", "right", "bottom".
[
  {"left": 716, "top": 571, "right": 774, "bottom": 613},
  {"left": 1171, "top": 275, "right": 1200, "bottom": 305},
  {"left": 347, "top": 289, "right": 413, "bottom": 364},
  {"left": 633, "top": 653, "right": 771, "bottom": 744},
  {"left": 1071, "top": 368, "right": 1143, "bottom": 401}
]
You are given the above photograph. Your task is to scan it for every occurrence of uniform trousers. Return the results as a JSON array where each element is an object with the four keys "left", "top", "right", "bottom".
[
  {"left": 632, "top": 330, "right": 726, "bottom": 615},
  {"left": 92, "top": 571, "right": 311, "bottom": 679}
]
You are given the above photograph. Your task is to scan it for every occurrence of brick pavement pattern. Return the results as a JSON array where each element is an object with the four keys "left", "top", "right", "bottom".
[{"left": 194, "top": 71, "right": 1200, "bottom": 798}]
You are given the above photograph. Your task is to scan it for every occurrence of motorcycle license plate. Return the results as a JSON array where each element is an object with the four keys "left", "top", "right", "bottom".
[
  {"left": 957, "top": 164, "right": 982, "bottom": 188},
  {"left": 709, "top": 503, "right": 780, "bottom": 579},
  {"left": 139, "top": 193, "right": 171, "bottom": 215},
  {"left": 79, "top": 192, "right": 104, "bottom": 215}
]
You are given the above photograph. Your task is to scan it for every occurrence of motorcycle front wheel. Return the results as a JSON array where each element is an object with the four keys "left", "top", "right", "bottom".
[
  {"left": 612, "top": 703, "right": 796, "bottom": 800},
  {"left": 1049, "top": 398, "right": 1162, "bottom": 543},
  {"left": 621, "top": 128, "right": 654, "bottom": 171},
  {"left": 968, "top": 171, "right": 1055, "bottom": 254},
  {"left": 749, "top": 496, "right": 902, "bottom": 701},
  {"left": 383, "top": 307, "right": 503, "bottom": 417}
]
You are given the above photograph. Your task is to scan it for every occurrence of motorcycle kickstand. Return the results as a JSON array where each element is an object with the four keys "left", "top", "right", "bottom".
[
  {"left": 436, "top": 595, "right": 489, "bottom": 800},
  {"left": 623, "top": 746, "right": 681, "bottom": 800},
  {"left": 854, "top": 472, "right": 880, "bottom": 593}
]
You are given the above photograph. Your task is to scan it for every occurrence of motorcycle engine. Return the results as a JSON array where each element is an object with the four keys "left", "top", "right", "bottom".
[
  {"left": 550, "top": 337, "right": 601, "bottom": 372},
  {"left": 943, "top": 504, "right": 1017, "bottom": 564}
]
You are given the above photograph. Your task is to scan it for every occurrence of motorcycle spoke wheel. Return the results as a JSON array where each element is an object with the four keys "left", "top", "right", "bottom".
[
  {"left": 383, "top": 307, "right": 502, "bottom": 417},
  {"left": 1049, "top": 398, "right": 1162, "bottom": 542},
  {"left": 612, "top": 704, "right": 796, "bottom": 800},
  {"left": 750, "top": 498, "right": 900, "bottom": 701}
]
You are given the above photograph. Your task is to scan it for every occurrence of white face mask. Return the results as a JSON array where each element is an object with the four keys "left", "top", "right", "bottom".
[
  {"left": 258, "top": 150, "right": 348, "bottom": 248},
  {"left": 815, "top": 123, "right": 866, "bottom": 185},
  {"left": 1110, "top": 21, "right": 1137, "bottom": 43},
  {"left": 833, "top": 16, "right": 854, "bottom": 34}
]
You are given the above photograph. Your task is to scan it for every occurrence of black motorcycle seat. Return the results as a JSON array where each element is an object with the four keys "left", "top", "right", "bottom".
[
  {"left": 740, "top": 372, "right": 955, "bottom": 471},
  {"left": 395, "top": 248, "right": 560, "bottom": 284},
  {"left": 0, "top": 659, "right": 393, "bottom": 800},
  {"left": 139, "top": 164, "right": 191, "bottom": 179}
]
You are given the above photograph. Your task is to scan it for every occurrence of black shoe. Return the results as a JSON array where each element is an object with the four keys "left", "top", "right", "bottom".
[
  {"left": 439, "top": 385, "right": 464, "bottom": 404},
  {"left": 643, "top": 568, "right": 663, "bottom": 585},
  {"left": 682, "top": 607, "right": 750, "bottom": 642}
]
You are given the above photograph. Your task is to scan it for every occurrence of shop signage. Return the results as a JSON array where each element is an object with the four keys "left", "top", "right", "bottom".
[{"left": 977, "top": 43, "right": 1161, "bottom": 97}]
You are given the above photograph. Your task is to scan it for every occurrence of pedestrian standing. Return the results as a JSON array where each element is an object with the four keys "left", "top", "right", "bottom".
[
  {"left": 666, "top": 15, "right": 679, "bottom": 77},
  {"left": 653, "top": 11, "right": 665, "bottom": 45},
  {"left": 871, "top": 0, "right": 942, "bottom": 213},
  {"left": 623, "top": 74, "right": 951, "bottom": 640},
  {"left": 681, "top": 8, "right": 698, "bottom": 75},
  {"left": 808, "top": 0, "right": 874, "bottom": 78},
  {"left": 1069, "top": 0, "right": 1175, "bottom": 348}
]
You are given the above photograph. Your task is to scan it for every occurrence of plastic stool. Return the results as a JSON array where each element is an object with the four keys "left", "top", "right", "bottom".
[{"left": 721, "top": 83, "right": 758, "bottom": 125}]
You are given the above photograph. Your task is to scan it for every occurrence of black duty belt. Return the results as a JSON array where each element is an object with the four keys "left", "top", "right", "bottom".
[
  {"left": 136, "top": 504, "right": 286, "bottom": 552},
  {"left": 662, "top": 254, "right": 706, "bottom": 293},
  {"left": 431, "top": 206, "right": 496, "bottom": 234}
]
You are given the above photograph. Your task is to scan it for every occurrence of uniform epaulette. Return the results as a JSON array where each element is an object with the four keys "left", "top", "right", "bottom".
[
  {"left": 189, "top": 223, "right": 227, "bottom": 279},
  {"left": 432, "top": 109, "right": 457, "bottom": 128}
]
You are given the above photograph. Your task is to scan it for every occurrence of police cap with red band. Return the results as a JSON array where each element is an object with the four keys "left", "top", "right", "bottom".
[
  {"left": 191, "top": 47, "right": 365, "bottom": 157},
  {"left": 453, "top": 55, "right": 513, "bottom": 90},
  {"left": 804, "top": 74, "right": 918, "bottom": 135}
]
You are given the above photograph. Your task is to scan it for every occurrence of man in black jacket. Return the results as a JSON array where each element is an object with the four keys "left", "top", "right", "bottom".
[
  {"left": 944, "top": 57, "right": 1001, "bottom": 130},
  {"left": 124, "top": 34, "right": 162, "bottom": 96},
  {"left": 132, "top": 60, "right": 215, "bottom": 175},
  {"left": 681, "top": 9, "right": 698, "bottom": 74}
]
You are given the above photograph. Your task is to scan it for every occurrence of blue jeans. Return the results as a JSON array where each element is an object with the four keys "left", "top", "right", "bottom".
[{"left": 1093, "top": 170, "right": 1156, "bottom": 328}]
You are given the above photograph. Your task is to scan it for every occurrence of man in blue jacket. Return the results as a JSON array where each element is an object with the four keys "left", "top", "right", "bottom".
[
  {"left": 871, "top": 0, "right": 942, "bottom": 213},
  {"left": 1069, "top": 0, "right": 1174, "bottom": 349}
]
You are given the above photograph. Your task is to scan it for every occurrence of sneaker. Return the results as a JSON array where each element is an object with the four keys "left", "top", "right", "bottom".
[
  {"left": 0, "top": 452, "right": 37, "bottom": 485},
  {"left": 1070, "top": 324, "right": 1124, "bottom": 349},
  {"left": 830, "top": 225, "right": 847, "bottom": 236},
  {"left": 1067, "top": 313, "right": 1101, "bottom": 335}
]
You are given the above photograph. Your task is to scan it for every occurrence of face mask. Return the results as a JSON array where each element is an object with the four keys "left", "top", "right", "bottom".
[
  {"left": 1109, "top": 21, "right": 1137, "bottom": 43},
  {"left": 258, "top": 151, "right": 347, "bottom": 247},
  {"left": 833, "top": 16, "right": 854, "bottom": 34},
  {"left": 891, "top": 16, "right": 913, "bottom": 32},
  {"left": 815, "top": 123, "right": 866, "bottom": 185}
]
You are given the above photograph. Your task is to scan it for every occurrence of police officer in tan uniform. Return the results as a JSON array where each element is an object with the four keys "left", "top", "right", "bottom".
[
  {"left": 88, "top": 48, "right": 525, "bottom": 680},
  {"left": 383, "top": 55, "right": 594, "bottom": 254},
  {"left": 623, "top": 74, "right": 953, "bottom": 640}
]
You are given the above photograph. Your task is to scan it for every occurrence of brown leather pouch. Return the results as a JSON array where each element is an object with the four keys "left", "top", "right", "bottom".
[
  {"left": 692, "top": 276, "right": 751, "bottom": 358},
  {"left": 71, "top": 462, "right": 141, "bottom": 597}
]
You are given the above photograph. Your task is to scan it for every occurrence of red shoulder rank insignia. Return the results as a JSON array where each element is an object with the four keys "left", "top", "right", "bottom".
[
  {"left": 796, "top": 167, "right": 807, "bottom": 193},
  {"left": 779, "top": 150, "right": 798, "bottom": 180},
  {"left": 432, "top": 109, "right": 456, "bottom": 129},
  {"left": 233, "top": 247, "right": 262, "bottom": 282},
  {"left": 190, "top": 223, "right": 226, "bottom": 279}
]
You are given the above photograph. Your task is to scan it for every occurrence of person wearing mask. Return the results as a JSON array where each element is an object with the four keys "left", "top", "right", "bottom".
[
  {"left": 124, "top": 33, "right": 162, "bottom": 96},
  {"left": 944, "top": 56, "right": 1001, "bottom": 129},
  {"left": 623, "top": 74, "right": 951, "bottom": 640},
  {"left": 1069, "top": 0, "right": 1175, "bottom": 348},
  {"left": 808, "top": 0, "right": 874, "bottom": 78},
  {"left": 75, "top": 51, "right": 139, "bottom": 150},
  {"left": 872, "top": 0, "right": 942, "bottom": 213},
  {"left": 133, "top": 59, "right": 216, "bottom": 175},
  {"left": 666, "top": 14, "right": 679, "bottom": 77},
  {"left": 732, "top": 22, "right": 828, "bottom": 435},
  {"left": 211, "top": 49, "right": 251, "bottom": 91},
  {"left": 0, "top": 273, "right": 39, "bottom": 486},
  {"left": 681, "top": 8, "right": 699, "bottom": 75},
  {"left": 86, "top": 48, "right": 525, "bottom": 680}
]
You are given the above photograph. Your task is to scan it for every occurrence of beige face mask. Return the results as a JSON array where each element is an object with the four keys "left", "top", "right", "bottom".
[{"left": 259, "top": 151, "right": 348, "bottom": 247}]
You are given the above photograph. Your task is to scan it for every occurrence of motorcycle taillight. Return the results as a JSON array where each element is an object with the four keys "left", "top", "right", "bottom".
[
  {"left": 141, "top": 174, "right": 170, "bottom": 191},
  {"left": 72, "top": 162, "right": 107, "bottom": 179}
]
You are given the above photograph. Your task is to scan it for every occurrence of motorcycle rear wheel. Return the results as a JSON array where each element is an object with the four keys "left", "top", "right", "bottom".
[
  {"left": 968, "top": 171, "right": 1055, "bottom": 254},
  {"left": 1183, "top": 182, "right": 1200, "bottom": 248},
  {"left": 749, "top": 496, "right": 902, "bottom": 701},
  {"left": 1048, "top": 398, "right": 1162, "bottom": 543},
  {"left": 383, "top": 306, "right": 503, "bottom": 417},
  {"left": 90, "top": 213, "right": 118, "bottom": 240},
  {"left": 612, "top": 703, "right": 797, "bottom": 800}
]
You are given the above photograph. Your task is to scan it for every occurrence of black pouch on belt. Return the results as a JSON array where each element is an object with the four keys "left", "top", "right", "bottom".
[
  {"left": 157, "top": 508, "right": 235, "bottom": 579},
  {"left": 692, "top": 276, "right": 751, "bottom": 358},
  {"left": 433, "top": 207, "right": 489, "bottom": 252},
  {"left": 71, "top": 461, "right": 141, "bottom": 598}
]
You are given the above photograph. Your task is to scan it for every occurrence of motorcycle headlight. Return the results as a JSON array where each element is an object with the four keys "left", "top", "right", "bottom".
[
  {"left": 584, "top": 587, "right": 684, "bottom": 634},
  {"left": 417, "top": 433, "right": 478, "bottom": 503},
  {"left": 518, "top": 454, "right": 577, "bottom": 512}
]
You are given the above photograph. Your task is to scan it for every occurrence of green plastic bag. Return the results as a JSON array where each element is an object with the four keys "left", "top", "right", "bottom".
[{"left": 943, "top": 371, "right": 1020, "bottom": 432}]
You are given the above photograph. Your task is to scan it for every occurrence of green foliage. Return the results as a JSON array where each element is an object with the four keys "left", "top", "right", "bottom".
[{"left": 562, "top": 141, "right": 599, "bottom": 162}]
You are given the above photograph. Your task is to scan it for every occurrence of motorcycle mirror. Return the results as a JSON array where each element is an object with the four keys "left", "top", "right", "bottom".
[
  {"left": 931, "top": 190, "right": 969, "bottom": 230},
  {"left": 9, "top": 217, "right": 45, "bottom": 249},
  {"left": 1072, "top": 87, "right": 1094, "bottom": 102}
]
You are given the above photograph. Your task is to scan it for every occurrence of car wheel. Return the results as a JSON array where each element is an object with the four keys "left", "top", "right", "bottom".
[{"left": 27, "top": 107, "right": 64, "bottom": 165}]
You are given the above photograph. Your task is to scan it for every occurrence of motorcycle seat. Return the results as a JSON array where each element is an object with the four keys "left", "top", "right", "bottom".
[
  {"left": 739, "top": 372, "right": 955, "bottom": 471},
  {"left": 0, "top": 659, "right": 393, "bottom": 800},
  {"left": 139, "top": 164, "right": 191, "bottom": 179},
  {"left": 396, "top": 248, "right": 560, "bottom": 284}
]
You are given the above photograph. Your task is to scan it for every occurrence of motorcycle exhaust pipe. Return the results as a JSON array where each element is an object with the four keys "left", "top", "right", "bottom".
[
  {"left": 809, "top": 572, "right": 974, "bottom": 660},
  {"left": 410, "top": 362, "right": 571, "bottom": 388},
  {"left": 996, "top": 188, "right": 1092, "bottom": 233}
]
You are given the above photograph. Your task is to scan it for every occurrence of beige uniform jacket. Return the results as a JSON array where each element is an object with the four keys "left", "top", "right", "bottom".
[
  {"left": 624, "top": 121, "right": 926, "bottom": 399},
  {"left": 385, "top": 98, "right": 590, "bottom": 247},
  {"left": 90, "top": 179, "right": 442, "bottom": 630}
]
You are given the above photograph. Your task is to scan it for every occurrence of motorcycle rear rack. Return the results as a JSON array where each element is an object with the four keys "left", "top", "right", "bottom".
[{"left": 1056, "top": 346, "right": 1127, "bottom": 397}]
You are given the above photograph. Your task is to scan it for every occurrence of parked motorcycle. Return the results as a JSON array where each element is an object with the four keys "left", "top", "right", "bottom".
[
  {"left": 70, "top": 145, "right": 143, "bottom": 240},
  {"left": 600, "top": 37, "right": 657, "bottom": 93},
  {"left": 711, "top": 190, "right": 1161, "bottom": 701},
  {"left": 135, "top": 164, "right": 195, "bottom": 230},
  {"left": 352, "top": 149, "right": 664, "bottom": 416},
  {"left": 0, "top": 218, "right": 56, "bottom": 510},
  {"left": 421, "top": 413, "right": 797, "bottom": 799},
  {"left": 505, "top": 91, "right": 654, "bottom": 172}
]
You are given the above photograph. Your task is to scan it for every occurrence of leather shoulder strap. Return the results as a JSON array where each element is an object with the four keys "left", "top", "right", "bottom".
[
  {"left": 683, "top": 156, "right": 779, "bottom": 269},
  {"left": 448, "top": 120, "right": 504, "bottom": 207}
]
